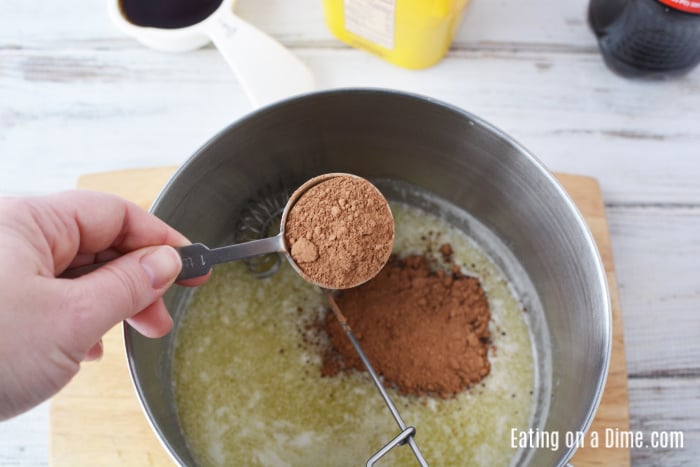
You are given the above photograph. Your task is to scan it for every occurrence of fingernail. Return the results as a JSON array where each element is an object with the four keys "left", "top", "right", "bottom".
[{"left": 140, "top": 246, "right": 181, "bottom": 289}]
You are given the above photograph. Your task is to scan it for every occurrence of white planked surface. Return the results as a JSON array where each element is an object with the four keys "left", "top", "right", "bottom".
[{"left": 1, "top": 0, "right": 699, "bottom": 465}]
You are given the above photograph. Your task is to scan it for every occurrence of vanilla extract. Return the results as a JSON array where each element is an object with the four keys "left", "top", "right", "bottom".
[{"left": 120, "top": 0, "right": 223, "bottom": 29}]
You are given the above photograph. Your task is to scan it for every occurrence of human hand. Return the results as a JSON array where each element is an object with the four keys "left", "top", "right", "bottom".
[{"left": 0, "top": 190, "right": 207, "bottom": 420}]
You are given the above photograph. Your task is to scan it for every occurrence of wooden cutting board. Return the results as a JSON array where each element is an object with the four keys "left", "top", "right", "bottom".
[{"left": 50, "top": 167, "right": 630, "bottom": 466}]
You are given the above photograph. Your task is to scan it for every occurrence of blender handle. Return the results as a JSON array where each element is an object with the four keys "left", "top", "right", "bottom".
[{"left": 203, "top": 8, "right": 315, "bottom": 108}]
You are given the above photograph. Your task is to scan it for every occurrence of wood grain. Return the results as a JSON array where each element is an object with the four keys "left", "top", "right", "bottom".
[
  {"left": 627, "top": 378, "right": 699, "bottom": 463},
  {"left": 558, "top": 174, "right": 630, "bottom": 466},
  {"left": 2, "top": 45, "right": 698, "bottom": 203},
  {"left": 2, "top": 1, "right": 699, "bottom": 204},
  {"left": 48, "top": 167, "right": 630, "bottom": 466},
  {"left": 606, "top": 207, "right": 700, "bottom": 376}
]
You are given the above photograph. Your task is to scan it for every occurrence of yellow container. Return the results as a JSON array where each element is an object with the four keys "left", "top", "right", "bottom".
[{"left": 322, "top": 0, "right": 469, "bottom": 69}]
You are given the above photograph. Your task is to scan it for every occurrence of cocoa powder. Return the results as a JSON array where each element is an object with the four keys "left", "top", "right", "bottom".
[
  {"left": 321, "top": 248, "right": 492, "bottom": 398},
  {"left": 284, "top": 175, "right": 394, "bottom": 289}
]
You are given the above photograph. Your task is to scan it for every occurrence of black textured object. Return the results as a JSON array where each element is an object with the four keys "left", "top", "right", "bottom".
[{"left": 589, "top": 0, "right": 700, "bottom": 78}]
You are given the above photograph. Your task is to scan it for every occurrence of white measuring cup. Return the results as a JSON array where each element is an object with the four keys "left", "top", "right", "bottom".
[{"left": 108, "top": 0, "right": 315, "bottom": 108}]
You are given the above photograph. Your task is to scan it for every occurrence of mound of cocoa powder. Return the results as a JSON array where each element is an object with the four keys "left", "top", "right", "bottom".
[
  {"left": 321, "top": 248, "right": 491, "bottom": 398},
  {"left": 284, "top": 175, "right": 394, "bottom": 290}
]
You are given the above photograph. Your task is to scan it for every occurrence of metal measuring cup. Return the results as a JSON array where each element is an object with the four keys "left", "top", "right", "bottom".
[
  {"left": 176, "top": 173, "right": 392, "bottom": 289},
  {"left": 108, "top": 0, "right": 314, "bottom": 108}
]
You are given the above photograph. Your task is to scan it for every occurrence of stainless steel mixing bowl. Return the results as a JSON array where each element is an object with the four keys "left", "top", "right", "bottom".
[{"left": 125, "top": 89, "right": 611, "bottom": 466}]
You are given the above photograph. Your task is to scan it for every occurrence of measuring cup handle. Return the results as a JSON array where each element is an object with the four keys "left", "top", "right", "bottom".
[
  {"left": 177, "top": 235, "right": 286, "bottom": 281},
  {"left": 204, "top": 8, "right": 315, "bottom": 108}
]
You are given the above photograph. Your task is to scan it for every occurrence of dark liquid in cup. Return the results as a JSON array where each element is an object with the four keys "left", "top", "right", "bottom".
[{"left": 120, "top": 0, "right": 224, "bottom": 29}]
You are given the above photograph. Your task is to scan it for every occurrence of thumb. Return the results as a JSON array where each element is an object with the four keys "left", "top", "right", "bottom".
[{"left": 67, "top": 245, "right": 181, "bottom": 347}]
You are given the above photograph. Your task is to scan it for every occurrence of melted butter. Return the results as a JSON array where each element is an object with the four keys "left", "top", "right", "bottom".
[{"left": 173, "top": 203, "right": 534, "bottom": 466}]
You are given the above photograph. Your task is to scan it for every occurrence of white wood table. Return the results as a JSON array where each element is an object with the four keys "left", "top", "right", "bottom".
[{"left": 1, "top": 0, "right": 698, "bottom": 465}]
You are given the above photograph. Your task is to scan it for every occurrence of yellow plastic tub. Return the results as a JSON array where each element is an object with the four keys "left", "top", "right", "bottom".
[{"left": 322, "top": 0, "right": 469, "bottom": 69}]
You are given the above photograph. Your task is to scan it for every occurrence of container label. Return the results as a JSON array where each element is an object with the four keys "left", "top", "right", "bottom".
[
  {"left": 344, "top": 0, "right": 396, "bottom": 50},
  {"left": 657, "top": 0, "right": 700, "bottom": 14}
]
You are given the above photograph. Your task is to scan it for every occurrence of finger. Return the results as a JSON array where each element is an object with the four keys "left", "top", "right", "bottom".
[
  {"left": 68, "top": 248, "right": 121, "bottom": 269},
  {"left": 29, "top": 191, "right": 190, "bottom": 275},
  {"left": 66, "top": 245, "right": 181, "bottom": 347},
  {"left": 126, "top": 299, "right": 174, "bottom": 338},
  {"left": 84, "top": 339, "right": 104, "bottom": 361},
  {"left": 64, "top": 253, "right": 212, "bottom": 287},
  {"left": 176, "top": 270, "right": 211, "bottom": 287}
]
